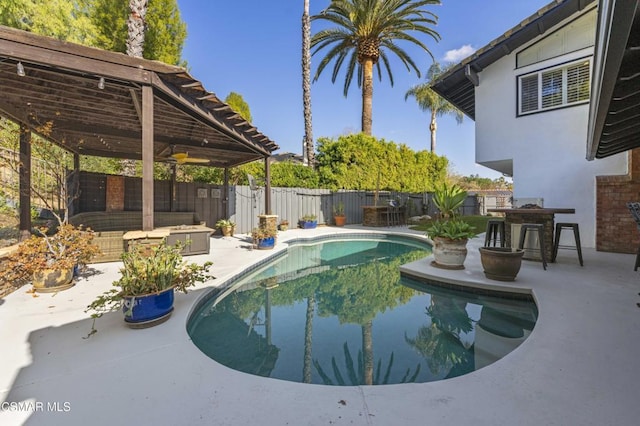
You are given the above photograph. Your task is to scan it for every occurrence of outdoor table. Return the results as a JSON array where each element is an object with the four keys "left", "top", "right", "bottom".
[
  {"left": 487, "top": 207, "right": 575, "bottom": 262},
  {"left": 362, "top": 205, "right": 405, "bottom": 227}
]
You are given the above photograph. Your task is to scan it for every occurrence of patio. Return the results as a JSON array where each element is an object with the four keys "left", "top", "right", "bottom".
[{"left": 1, "top": 225, "right": 639, "bottom": 425}]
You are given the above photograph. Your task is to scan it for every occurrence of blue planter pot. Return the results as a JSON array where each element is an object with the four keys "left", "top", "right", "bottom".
[
  {"left": 256, "top": 236, "right": 275, "bottom": 250},
  {"left": 123, "top": 287, "right": 175, "bottom": 326},
  {"left": 299, "top": 220, "right": 317, "bottom": 229}
]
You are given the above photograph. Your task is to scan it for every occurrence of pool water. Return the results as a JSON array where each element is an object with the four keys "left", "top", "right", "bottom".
[{"left": 188, "top": 236, "right": 538, "bottom": 386}]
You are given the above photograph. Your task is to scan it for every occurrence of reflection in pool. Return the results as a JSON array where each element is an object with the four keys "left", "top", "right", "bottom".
[{"left": 188, "top": 236, "right": 538, "bottom": 386}]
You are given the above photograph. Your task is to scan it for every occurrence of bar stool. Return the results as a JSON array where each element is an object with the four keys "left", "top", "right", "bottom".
[
  {"left": 484, "top": 219, "right": 505, "bottom": 247},
  {"left": 552, "top": 223, "right": 584, "bottom": 266},
  {"left": 518, "top": 224, "right": 547, "bottom": 270}
]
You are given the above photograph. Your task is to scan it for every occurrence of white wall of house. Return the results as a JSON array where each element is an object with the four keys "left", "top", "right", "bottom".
[{"left": 474, "top": 8, "right": 628, "bottom": 248}]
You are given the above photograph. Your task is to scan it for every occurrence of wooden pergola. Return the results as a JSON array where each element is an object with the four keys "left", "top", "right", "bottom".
[{"left": 0, "top": 25, "right": 278, "bottom": 233}]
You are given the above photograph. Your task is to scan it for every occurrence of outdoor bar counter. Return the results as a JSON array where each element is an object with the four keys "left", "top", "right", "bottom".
[{"left": 487, "top": 207, "right": 575, "bottom": 261}]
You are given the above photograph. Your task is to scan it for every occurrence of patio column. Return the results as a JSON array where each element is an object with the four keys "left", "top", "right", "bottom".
[
  {"left": 223, "top": 167, "right": 229, "bottom": 217},
  {"left": 18, "top": 126, "right": 31, "bottom": 241},
  {"left": 264, "top": 156, "right": 271, "bottom": 214},
  {"left": 141, "top": 85, "right": 154, "bottom": 231}
]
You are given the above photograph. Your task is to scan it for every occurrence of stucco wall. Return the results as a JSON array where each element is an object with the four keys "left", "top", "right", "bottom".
[{"left": 474, "top": 47, "right": 627, "bottom": 249}]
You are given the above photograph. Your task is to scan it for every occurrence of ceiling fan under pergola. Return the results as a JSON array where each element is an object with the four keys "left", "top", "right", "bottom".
[{"left": 157, "top": 146, "right": 210, "bottom": 165}]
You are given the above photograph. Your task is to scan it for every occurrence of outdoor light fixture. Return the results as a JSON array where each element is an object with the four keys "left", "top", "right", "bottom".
[
  {"left": 16, "top": 62, "right": 25, "bottom": 77},
  {"left": 98, "top": 77, "right": 105, "bottom": 90}
]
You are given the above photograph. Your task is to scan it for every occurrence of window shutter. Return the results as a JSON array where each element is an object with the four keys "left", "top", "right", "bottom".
[
  {"left": 567, "top": 61, "right": 590, "bottom": 103},
  {"left": 541, "top": 68, "right": 563, "bottom": 109},
  {"left": 520, "top": 75, "right": 539, "bottom": 113}
]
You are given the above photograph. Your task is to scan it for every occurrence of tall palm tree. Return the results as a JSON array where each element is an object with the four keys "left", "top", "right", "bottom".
[
  {"left": 302, "top": 0, "right": 314, "bottom": 166},
  {"left": 311, "top": 0, "right": 441, "bottom": 135},
  {"left": 405, "top": 62, "right": 463, "bottom": 153},
  {"left": 123, "top": 0, "right": 148, "bottom": 176},
  {"left": 126, "top": 0, "right": 148, "bottom": 57}
]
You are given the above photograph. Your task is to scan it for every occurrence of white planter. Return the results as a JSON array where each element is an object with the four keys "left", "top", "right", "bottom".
[{"left": 431, "top": 237, "right": 468, "bottom": 270}]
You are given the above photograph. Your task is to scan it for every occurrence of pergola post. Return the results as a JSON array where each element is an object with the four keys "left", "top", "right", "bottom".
[
  {"left": 18, "top": 126, "right": 31, "bottom": 241},
  {"left": 142, "top": 85, "right": 154, "bottom": 231},
  {"left": 223, "top": 167, "right": 229, "bottom": 217},
  {"left": 264, "top": 156, "right": 271, "bottom": 214}
]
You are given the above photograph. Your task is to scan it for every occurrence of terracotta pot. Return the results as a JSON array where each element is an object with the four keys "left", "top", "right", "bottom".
[
  {"left": 221, "top": 226, "right": 232, "bottom": 237},
  {"left": 479, "top": 247, "right": 525, "bottom": 281},
  {"left": 431, "top": 237, "right": 468, "bottom": 270},
  {"left": 334, "top": 215, "right": 346, "bottom": 227},
  {"left": 32, "top": 267, "right": 74, "bottom": 293}
]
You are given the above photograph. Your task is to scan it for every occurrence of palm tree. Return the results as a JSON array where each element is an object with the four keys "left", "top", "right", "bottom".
[
  {"left": 311, "top": 0, "right": 441, "bottom": 135},
  {"left": 126, "top": 0, "right": 148, "bottom": 57},
  {"left": 405, "top": 62, "right": 464, "bottom": 153},
  {"left": 123, "top": 0, "right": 148, "bottom": 176},
  {"left": 302, "top": 0, "right": 314, "bottom": 166}
]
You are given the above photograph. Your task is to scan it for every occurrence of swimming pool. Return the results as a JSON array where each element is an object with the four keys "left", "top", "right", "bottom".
[{"left": 188, "top": 234, "right": 538, "bottom": 386}]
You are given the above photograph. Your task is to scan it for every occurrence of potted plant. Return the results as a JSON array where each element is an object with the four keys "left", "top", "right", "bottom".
[
  {"left": 426, "top": 183, "right": 476, "bottom": 269},
  {"left": 252, "top": 222, "right": 277, "bottom": 250},
  {"left": 478, "top": 246, "right": 525, "bottom": 281},
  {"left": 298, "top": 214, "right": 317, "bottom": 229},
  {"left": 333, "top": 201, "right": 346, "bottom": 227},
  {"left": 87, "top": 240, "right": 213, "bottom": 328},
  {"left": 278, "top": 220, "right": 289, "bottom": 231},
  {"left": 0, "top": 224, "right": 100, "bottom": 293},
  {"left": 215, "top": 219, "right": 236, "bottom": 237}
]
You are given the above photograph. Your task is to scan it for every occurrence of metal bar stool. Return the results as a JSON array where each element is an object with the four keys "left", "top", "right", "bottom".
[
  {"left": 627, "top": 202, "right": 640, "bottom": 271},
  {"left": 484, "top": 219, "right": 505, "bottom": 247},
  {"left": 552, "top": 223, "right": 584, "bottom": 266},
  {"left": 518, "top": 224, "right": 547, "bottom": 270}
]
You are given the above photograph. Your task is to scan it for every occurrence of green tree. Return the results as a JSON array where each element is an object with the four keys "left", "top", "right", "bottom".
[
  {"left": 311, "top": 0, "right": 441, "bottom": 135},
  {"left": 225, "top": 92, "right": 253, "bottom": 123},
  {"left": 0, "top": 0, "right": 97, "bottom": 45},
  {"left": 315, "top": 133, "right": 447, "bottom": 191},
  {"left": 405, "top": 62, "right": 464, "bottom": 153},
  {"left": 91, "top": 0, "right": 186, "bottom": 65}
]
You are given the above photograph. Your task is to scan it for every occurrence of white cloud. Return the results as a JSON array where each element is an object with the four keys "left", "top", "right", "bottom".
[{"left": 443, "top": 45, "right": 476, "bottom": 63}]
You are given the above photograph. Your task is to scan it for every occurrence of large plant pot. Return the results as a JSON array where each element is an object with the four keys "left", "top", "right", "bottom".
[
  {"left": 479, "top": 247, "right": 525, "bottom": 281},
  {"left": 299, "top": 220, "right": 317, "bottom": 229},
  {"left": 256, "top": 236, "right": 275, "bottom": 250},
  {"left": 334, "top": 215, "right": 346, "bottom": 227},
  {"left": 32, "top": 267, "right": 74, "bottom": 293},
  {"left": 122, "top": 287, "right": 175, "bottom": 328},
  {"left": 431, "top": 237, "right": 468, "bottom": 270}
]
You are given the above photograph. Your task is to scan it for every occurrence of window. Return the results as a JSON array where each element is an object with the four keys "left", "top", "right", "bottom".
[{"left": 518, "top": 60, "right": 590, "bottom": 115}]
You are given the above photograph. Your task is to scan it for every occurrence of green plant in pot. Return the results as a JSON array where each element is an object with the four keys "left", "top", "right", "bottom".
[
  {"left": 87, "top": 240, "right": 213, "bottom": 330},
  {"left": 427, "top": 183, "right": 475, "bottom": 269},
  {"left": 299, "top": 214, "right": 317, "bottom": 229},
  {"left": 252, "top": 222, "right": 277, "bottom": 249},
  {"left": 215, "top": 219, "right": 236, "bottom": 237},
  {"left": 0, "top": 224, "right": 100, "bottom": 293},
  {"left": 333, "top": 201, "right": 346, "bottom": 226}
]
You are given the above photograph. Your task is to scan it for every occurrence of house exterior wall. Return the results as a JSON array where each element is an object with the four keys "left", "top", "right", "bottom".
[{"left": 474, "top": 13, "right": 628, "bottom": 249}]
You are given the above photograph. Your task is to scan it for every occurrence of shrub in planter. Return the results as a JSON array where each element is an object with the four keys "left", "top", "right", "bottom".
[
  {"left": 426, "top": 183, "right": 475, "bottom": 269},
  {"left": 0, "top": 224, "right": 100, "bottom": 292},
  {"left": 86, "top": 240, "right": 213, "bottom": 329},
  {"left": 298, "top": 214, "right": 317, "bottom": 229},
  {"left": 333, "top": 201, "right": 346, "bottom": 226},
  {"left": 215, "top": 219, "right": 236, "bottom": 237},
  {"left": 252, "top": 222, "right": 278, "bottom": 250}
]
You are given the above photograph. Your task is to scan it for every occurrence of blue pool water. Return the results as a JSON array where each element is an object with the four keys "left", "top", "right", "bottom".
[{"left": 188, "top": 235, "right": 538, "bottom": 386}]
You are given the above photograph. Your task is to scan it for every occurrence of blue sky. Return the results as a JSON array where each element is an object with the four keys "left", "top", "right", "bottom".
[{"left": 177, "top": 0, "right": 551, "bottom": 179}]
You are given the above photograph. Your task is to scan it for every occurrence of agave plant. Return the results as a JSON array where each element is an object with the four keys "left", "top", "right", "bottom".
[{"left": 433, "top": 182, "right": 467, "bottom": 218}]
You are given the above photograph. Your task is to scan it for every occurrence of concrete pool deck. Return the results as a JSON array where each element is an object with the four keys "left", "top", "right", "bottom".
[{"left": 1, "top": 225, "right": 639, "bottom": 425}]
